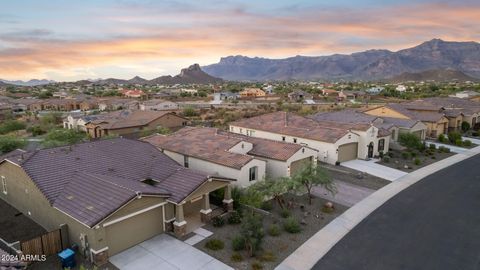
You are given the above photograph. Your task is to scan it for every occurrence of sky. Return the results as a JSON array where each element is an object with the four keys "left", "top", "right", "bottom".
[{"left": 1, "top": 0, "right": 479, "bottom": 81}]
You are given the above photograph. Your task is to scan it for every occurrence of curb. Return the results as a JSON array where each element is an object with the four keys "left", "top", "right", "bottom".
[{"left": 275, "top": 146, "right": 480, "bottom": 270}]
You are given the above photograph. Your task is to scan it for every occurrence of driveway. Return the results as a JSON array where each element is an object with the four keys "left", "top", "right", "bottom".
[
  {"left": 340, "top": 159, "right": 407, "bottom": 181},
  {"left": 313, "top": 154, "right": 480, "bottom": 270},
  {"left": 312, "top": 180, "right": 375, "bottom": 207},
  {"left": 110, "top": 234, "right": 233, "bottom": 270}
]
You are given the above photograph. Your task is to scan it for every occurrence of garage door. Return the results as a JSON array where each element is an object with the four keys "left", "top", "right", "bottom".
[
  {"left": 290, "top": 157, "right": 313, "bottom": 175},
  {"left": 106, "top": 206, "right": 164, "bottom": 256},
  {"left": 338, "top": 143, "right": 358, "bottom": 163}
]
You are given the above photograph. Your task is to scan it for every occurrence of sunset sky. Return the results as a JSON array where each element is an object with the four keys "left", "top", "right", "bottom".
[{"left": 1, "top": 0, "right": 479, "bottom": 81}]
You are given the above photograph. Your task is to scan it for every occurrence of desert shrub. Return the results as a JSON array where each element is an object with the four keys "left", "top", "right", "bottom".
[
  {"left": 439, "top": 146, "right": 450, "bottom": 153},
  {"left": 0, "top": 120, "right": 26, "bottom": 135},
  {"left": 322, "top": 205, "right": 335, "bottom": 213},
  {"left": 463, "top": 140, "right": 472, "bottom": 147},
  {"left": 461, "top": 121, "right": 471, "bottom": 132},
  {"left": 231, "top": 253, "right": 243, "bottom": 262},
  {"left": 401, "top": 152, "right": 410, "bottom": 160},
  {"left": 438, "top": 134, "right": 447, "bottom": 143},
  {"left": 382, "top": 156, "right": 390, "bottom": 163},
  {"left": 240, "top": 213, "right": 264, "bottom": 256},
  {"left": 231, "top": 186, "right": 243, "bottom": 210},
  {"left": 379, "top": 151, "right": 384, "bottom": 158},
  {"left": 212, "top": 216, "right": 225, "bottom": 227},
  {"left": 455, "top": 139, "right": 463, "bottom": 146},
  {"left": 259, "top": 251, "right": 276, "bottom": 262},
  {"left": 260, "top": 201, "right": 273, "bottom": 211},
  {"left": 398, "top": 133, "right": 422, "bottom": 150},
  {"left": 267, "top": 224, "right": 281, "bottom": 236},
  {"left": 429, "top": 143, "right": 436, "bottom": 150},
  {"left": 228, "top": 211, "right": 242, "bottom": 224},
  {"left": 387, "top": 151, "right": 394, "bottom": 158},
  {"left": 410, "top": 151, "right": 417, "bottom": 157},
  {"left": 431, "top": 156, "right": 436, "bottom": 159},
  {"left": 448, "top": 131, "right": 462, "bottom": 144},
  {"left": 280, "top": 209, "right": 291, "bottom": 218},
  {"left": 205, "top": 239, "right": 224, "bottom": 250},
  {"left": 27, "top": 125, "right": 47, "bottom": 136},
  {"left": 182, "top": 106, "right": 198, "bottom": 117},
  {"left": 231, "top": 235, "right": 245, "bottom": 251},
  {"left": 0, "top": 136, "right": 26, "bottom": 154},
  {"left": 251, "top": 261, "right": 264, "bottom": 270},
  {"left": 283, "top": 217, "right": 301, "bottom": 233},
  {"left": 414, "top": 158, "right": 421, "bottom": 165},
  {"left": 472, "top": 132, "right": 479, "bottom": 137}
]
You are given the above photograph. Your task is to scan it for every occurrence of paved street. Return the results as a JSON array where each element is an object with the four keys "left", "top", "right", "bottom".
[
  {"left": 312, "top": 180, "right": 375, "bottom": 207},
  {"left": 340, "top": 159, "right": 407, "bottom": 181},
  {"left": 313, "top": 154, "right": 480, "bottom": 270}
]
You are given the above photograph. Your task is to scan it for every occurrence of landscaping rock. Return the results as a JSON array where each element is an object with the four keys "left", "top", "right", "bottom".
[{"left": 300, "top": 219, "right": 307, "bottom": 225}]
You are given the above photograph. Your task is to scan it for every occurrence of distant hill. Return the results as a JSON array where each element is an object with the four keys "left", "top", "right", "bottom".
[
  {"left": 94, "top": 64, "right": 222, "bottom": 85},
  {"left": 0, "top": 79, "right": 55, "bottom": 86},
  {"left": 202, "top": 39, "right": 480, "bottom": 81},
  {"left": 389, "top": 69, "right": 478, "bottom": 82}
]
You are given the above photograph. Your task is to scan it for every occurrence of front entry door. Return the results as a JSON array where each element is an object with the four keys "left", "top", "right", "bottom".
[{"left": 368, "top": 142, "right": 374, "bottom": 158}]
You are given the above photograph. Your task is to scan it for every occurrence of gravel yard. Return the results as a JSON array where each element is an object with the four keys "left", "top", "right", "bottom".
[
  {"left": 377, "top": 149, "right": 455, "bottom": 173},
  {"left": 195, "top": 194, "right": 348, "bottom": 270}
]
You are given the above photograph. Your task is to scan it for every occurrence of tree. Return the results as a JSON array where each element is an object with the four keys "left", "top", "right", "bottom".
[
  {"left": 398, "top": 133, "right": 422, "bottom": 150},
  {"left": 249, "top": 177, "right": 289, "bottom": 209},
  {"left": 461, "top": 121, "right": 471, "bottom": 132},
  {"left": 0, "top": 136, "right": 26, "bottom": 154},
  {"left": 40, "top": 112, "right": 63, "bottom": 128},
  {"left": 182, "top": 106, "right": 197, "bottom": 117},
  {"left": 290, "top": 164, "right": 336, "bottom": 205},
  {"left": 42, "top": 129, "right": 85, "bottom": 148},
  {"left": 0, "top": 120, "right": 26, "bottom": 135},
  {"left": 240, "top": 213, "right": 264, "bottom": 257}
]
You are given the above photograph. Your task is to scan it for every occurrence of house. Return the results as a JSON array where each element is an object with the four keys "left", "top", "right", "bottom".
[
  {"left": 85, "top": 110, "right": 187, "bottom": 139},
  {"left": 98, "top": 98, "right": 139, "bottom": 111},
  {"left": 120, "top": 89, "right": 145, "bottom": 98},
  {"left": 79, "top": 99, "right": 99, "bottom": 111},
  {"left": 451, "top": 90, "right": 479, "bottom": 99},
  {"left": 239, "top": 88, "right": 266, "bottom": 98},
  {"left": 395, "top": 85, "right": 407, "bottom": 92},
  {"left": 288, "top": 91, "right": 313, "bottom": 102},
  {"left": 140, "top": 100, "right": 179, "bottom": 111},
  {"left": 0, "top": 139, "right": 234, "bottom": 264},
  {"left": 213, "top": 92, "right": 239, "bottom": 101},
  {"left": 143, "top": 127, "right": 317, "bottom": 186},
  {"left": 229, "top": 111, "right": 390, "bottom": 165},
  {"left": 263, "top": 85, "right": 273, "bottom": 94},
  {"left": 310, "top": 109, "right": 427, "bottom": 142},
  {"left": 321, "top": 89, "right": 338, "bottom": 97},
  {"left": 363, "top": 103, "right": 449, "bottom": 138},
  {"left": 365, "top": 87, "right": 384, "bottom": 94},
  {"left": 338, "top": 90, "right": 365, "bottom": 101},
  {"left": 0, "top": 103, "right": 12, "bottom": 120}
]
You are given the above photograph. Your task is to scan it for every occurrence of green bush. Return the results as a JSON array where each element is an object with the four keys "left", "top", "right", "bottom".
[
  {"left": 0, "top": 120, "right": 26, "bottom": 134},
  {"left": 251, "top": 261, "right": 263, "bottom": 270},
  {"left": 231, "top": 253, "right": 243, "bottom": 262},
  {"left": 414, "top": 158, "right": 421, "bottom": 165},
  {"left": 438, "top": 134, "right": 447, "bottom": 143},
  {"left": 259, "top": 251, "right": 276, "bottom": 262},
  {"left": 0, "top": 136, "right": 26, "bottom": 154},
  {"left": 231, "top": 235, "right": 245, "bottom": 251},
  {"left": 461, "top": 121, "right": 471, "bottom": 132},
  {"left": 183, "top": 106, "right": 198, "bottom": 117},
  {"left": 283, "top": 217, "right": 301, "bottom": 233},
  {"left": 205, "top": 239, "right": 224, "bottom": 250},
  {"left": 42, "top": 129, "right": 85, "bottom": 147},
  {"left": 410, "top": 151, "right": 417, "bottom": 157},
  {"left": 260, "top": 201, "right": 273, "bottom": 211},
  {"left": 212, "top": 216, "right": 225, "bottom": 227},
  {"left": 455, "top": 139, "right": 463, "bottom": 146},
  {"left": 398, "top": 133, "right": 422, "bottom": 150},
  {"left": 429, "top": 143, "right": 436, "bottom": 150},
  {"left": 280, "top": 209, "right": 291, "bottom": 218},
  {"left": 228, "top": 211, "right": 242, "bottom": 224},
  {"left": 267, "top": 224, "right": 281, "bottom": 236},
  {"left": 27, "top": 125, "right": 47, "bottom": 136},
  {"left": 387, "top": 152, "right": 394, "bottom": 158},
  {"left": 438, "top": 146, "right": 450, "bottom": 153},
  {"left": 401, "top": 152, "right": 410, "bottom": 160},
  {"left": 448, "top": 131, "right": 462, "bottom": 144},
  {"left": 463, "top": 140, "right": 472, "bottom": 147},
  {"left": 382, "top": 156, "right": 390, "bottom": 163},
  {"left": 379, "top": 151, "right": 384, "bottom": 158}
]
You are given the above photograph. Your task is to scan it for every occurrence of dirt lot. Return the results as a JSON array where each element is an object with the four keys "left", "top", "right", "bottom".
[
  {"left": 195, "top": 194, "right": 348, "bottom": 270},
  {"left": 0, "top": 199, "right": 46, "bottom": 243}
]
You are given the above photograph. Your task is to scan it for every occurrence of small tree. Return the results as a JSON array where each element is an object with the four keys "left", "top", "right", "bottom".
[
  {"left": 240, "top": 213, "right": 264, "bottom": 257},
  {"left": 398, "top": 133, "right": 422, "bottom": 150},
  {"left": 447, "top": 131, "right": 462, "bottom": 144},
  {"left": 290, "top": 165, "right": 336, "bottom": 205},
  {"left": 182, "top": 106, "right": 197, "bottom": 117},
  {"left": 249, "top": 177, "right": 289, "bottom": 209},
  {"left": 0, "top": 136, "right": 26, "bottom": 154},
  {"left": 461, "top": 121, "right": 471, "bottom": 132},
  {"left": 42, "top": 129, "right": 85, "bottom": 147}
]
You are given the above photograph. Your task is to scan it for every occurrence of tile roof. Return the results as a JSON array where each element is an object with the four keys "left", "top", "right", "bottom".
[
  {"left": 384, "top": 103, "right": 446, "bottom": 122},
  {"left": 88, "top": 110, "right": 181, "bottom": 129},
  {"left": 410, "top": 97, "right": 480, "bottom": 116},
  {"left": 230, "top": 111, "right": 350, "bottom": 143},
  {"left": 1, "top": 138, "right": 217, "bottom": 227}
]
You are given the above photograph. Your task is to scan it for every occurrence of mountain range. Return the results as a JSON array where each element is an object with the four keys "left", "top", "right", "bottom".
[
  {"left": 93, "top": 64, "right": 222, "bottom": 85},
  {"left": 202, "top": 39, "right": 480, "bottom": 81},
  {"left": 0, "top": 79, "right": 55, "bottom": 86}
]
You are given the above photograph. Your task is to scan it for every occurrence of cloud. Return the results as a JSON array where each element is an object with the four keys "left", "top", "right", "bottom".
[{"left": 0, "top": 1, "right": 479, "bottom": 80}]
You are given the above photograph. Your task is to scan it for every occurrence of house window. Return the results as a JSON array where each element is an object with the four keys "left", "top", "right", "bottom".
[
  {"left": 239, "top": 128, "right": 243, "bottom": 134},
  {"left": 293, "top": 138, "right": 297, "bottom": 143},
  {"left": 378, "top": 139, "right": 385, "bottom": 152},
  {"left": 1, "top": 176, "right": 6, "bottom": 195},
  {"left": 282, "top": 136, "right": 286, "bottom": 142},
  {"left": 184, "top": 156, "right": 189, "bottom": 168},
  {"left": 230, "top": 126, "right": 234, "bottom": 132},
  {"left": 249, "top": 167, "right": 257, "bottom": 181}
]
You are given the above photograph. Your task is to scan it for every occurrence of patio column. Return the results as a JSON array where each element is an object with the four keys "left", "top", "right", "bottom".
[
  {"left": 223, "top": 185, "right": 234, "bottom": 212},
  {"left": 173, "top": 204, "right": 187, "bottom": 237},
  {"left": 200, "top": 194, "right": 212, "bottom": 223}
]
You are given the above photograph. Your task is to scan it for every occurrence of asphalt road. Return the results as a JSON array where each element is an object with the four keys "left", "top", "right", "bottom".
[{"left": 313, "top": 154, "right": 480, "bottom": 270}]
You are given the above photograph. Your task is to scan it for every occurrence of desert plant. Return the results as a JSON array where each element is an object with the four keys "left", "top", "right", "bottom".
[
  {"left": 401, "top": 152, "right": 410, "bottom": 160},
  {"left": 388, "top": 151, "right": 394, "bottom": 158},
  {"left": 228, "top": 211, "right": 242, "bottom": 224},
  {"left": 438, "top": 134, "right": 447, "bottom": 143},
  {"left": 268, "top": 224, "right": 281, "bottom": 236},
  {"left": 212, "top": 216, "right": 225, "bottom": 227},
  {"left": 205, "top": 239, "right": 224, "bottom": 250},
  {"left": 455, "top": 139, "right": 463, "bottom": 146},
  {"left": 260, "top": 201, "right": 273, "bottom": 211},
  {"left": 414, "top": 158, "right": 421, "bottom": 165},
  {"left": 283, "top": 217, "right": 301, "bottom": 233},
  {"left": 231, "top": 253, "right": 243, "bottom": 262},
  {"left": 280, "top": 209, "right": 291, "bottom": 218},
  {"left": 251, "top": 261, "right": 264, "bottom": 270},
  {"left": 461, "top": 121, "right": 471, "bottom": 132},
  {"left": 429, "top": 143, "right": 436, "bottom": 150},
  {"left": 290, "top": 164, "right": 336, "bottom": 205},
  {"left": 382, "top": 156, "right": 390, "bottom": 163},
  {"left": 398, "top": 133, "right": 422, "bottom": 150},
  {"left": 231, "top": 235, "right": 246, "bottom": 251},
  {"left": 259, "top": 251, "right": 276, "bottom": 262},
  {"left": 240, "top": 213, "right": 264, "bottom": 256},
  {"left": 448, "top": 131, "right": 462, "bottom": 144},
  {"left": 463, "top": 140, "right": 472, "bottom": 147}
]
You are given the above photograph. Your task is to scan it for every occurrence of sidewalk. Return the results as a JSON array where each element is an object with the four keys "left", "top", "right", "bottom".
[
  {"left": 275, "top": 146, "right": 480, "bottom": 270},
  {"left": 426, "top": 140, "right": 469, "bottom": 154}
]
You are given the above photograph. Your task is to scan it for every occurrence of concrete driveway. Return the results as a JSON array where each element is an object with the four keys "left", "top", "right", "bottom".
[
  {"left": 110, "top": 234, "right": 233, "bottom": 270},
  {"left": 312, "top": 180, "right": 375, "bottom": 207},
  {"left": 340, "top": 159, "right": 407, "bottom": 181}
]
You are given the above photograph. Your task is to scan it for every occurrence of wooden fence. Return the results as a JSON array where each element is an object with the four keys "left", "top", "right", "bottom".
[{"left": 20, "top": 229, "right": 63, "bottom": 257}]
